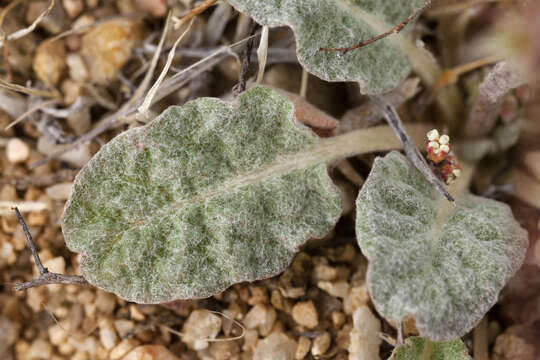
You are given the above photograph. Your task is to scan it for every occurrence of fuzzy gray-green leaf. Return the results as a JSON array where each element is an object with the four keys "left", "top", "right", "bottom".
[
  {"left": 390, "top": 337, "right": 471, "bottom": 360},
  {"left": 356, "top": 151, "right": 527, "bottom": 341},
  {"left": 62, "top": 86, "right": 342, "bottom": 304},
  {"left": 226, "top": 0, "right": 424, "bottom": 94}
]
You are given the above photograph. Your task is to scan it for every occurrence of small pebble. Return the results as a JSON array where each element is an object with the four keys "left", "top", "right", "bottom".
[
  {"left": 110, "top": 339, "right": 140, "bottom": 360},
  {"left": 45, "top": 182, "right": 73, "bottom": 201},
  {"left": 253, "top": 333, "right": 296, "bottom": 360},
  {"left": 66, "top": 53, "right": 89, "bottom": 82},
  {"left": 492, "top": 333, "right": 536, "bottom": 360},
  {"left": 122, "top": 345, "right": 180, "bottom": 360},
  {"left": 311, "top": 331, "right": 331, "bottom": 356},
  {"left": 63, "top": 0, "right": 84, "bottom": 18},
  {"left": 28, "top": 338, "right": 53, "bottom": 359},
  {"left": 291, "top": 301, "right": 318, "bottom": 329},
  {"left": 33, "top": 41, "right": 66, "bottom": 86},
  {"left": 295, "top": 336, "right": 311, "bottom": 360},
  {"left": 348, "top": 306, "right": 382, "bottom": 360},
  {"left": 6, "top": 138, "right": 29, "bottom": 164},
  {"left": 182, "top": 310, "right": 222, "bottom": 350},
  {"left": 318, "top": 280, "right": 350, "bottom": 299},
  {"left": 114, "top": 319, "right": 135, "bottom": 338},
  {"left": 98, "top": 317, "right": 118, "bottom": 350}
]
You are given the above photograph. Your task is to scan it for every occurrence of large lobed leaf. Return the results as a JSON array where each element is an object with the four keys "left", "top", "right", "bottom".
[
  {"left": 62, "top": 86, "right": 342, "bottom": 304},
  {"left": 356, "top": 151, "right": 527, "bottom": 341},
  {"left": 226, "top": 0, "right": 425, "bottom": 94},
  {"left": 390, "top": 336, "right": 471, "bottom": 360}
]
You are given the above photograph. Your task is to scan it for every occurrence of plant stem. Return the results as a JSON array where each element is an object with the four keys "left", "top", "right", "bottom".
[
  {"left": 312, "top": 123, "right": 430, "bottom": 164},
  {"left": 12, "top": 207, "right": 88, "bottom": 291},
  {"left": 369, "top": 95, "right": 454, "bottom": 202}
]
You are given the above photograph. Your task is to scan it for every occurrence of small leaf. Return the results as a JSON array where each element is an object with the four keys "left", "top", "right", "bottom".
[
  {"left": 390, "top": 336, "right": 471, "bottom": 360},
  {"left": 62, "top": 86, "right": 343, "bottom": 303},
  {"left": 356, "top": 151, "right": 528, "bottom": 341},
  {"left": 226, "top": 0, "right": 425, "bottom": 94}
]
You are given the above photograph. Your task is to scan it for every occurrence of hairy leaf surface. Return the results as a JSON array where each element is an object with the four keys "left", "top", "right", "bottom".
[
  {"left": 62, "top": 86, "right": 342, "bottom": 303},
  {"left": 226, "top": 0, "right": 425, "bottom": 94},
  {"left": 356, "top": 151, "right": 527, "bottom": 340},
  {"left": 390, "top": 337, "right": 471, "bottom": 360}
]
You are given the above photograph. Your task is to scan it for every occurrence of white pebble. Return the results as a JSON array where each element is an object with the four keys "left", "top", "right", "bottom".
[
  {"left": 45, "top": 182, "right": 73, "bottom": 200},
  {"left": 6, "top": 138, "right": 29, "bottom": 163},
  {"left": 182, "top": 310, "right": 222, "bottom": 350},
  {"left": 254, "top": 333, "right": 297, "bottom": 360}
]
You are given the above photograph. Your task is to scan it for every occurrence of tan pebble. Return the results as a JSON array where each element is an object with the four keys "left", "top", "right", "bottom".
[
  {"left": 53, "top": 306, "right": 69, "bottom": 318},
  {"left": 0, "top": 316, "right": 19, "bottom": 353},
  {"left": 66, "top": 53, "right": 89, "bottom": 82},
  {"left": 122, "top": 345, "right": 180, "bottom": 360},
  {"left": 65, "top": 34, "right": 82, "bottom": 51},
  {"left": 311, "top": 331, "right": 331, "bottom": 356},
  {"left": 259, "top": 306, "right": 277, "bottom": 337},
  {"left": 292, "top": 301, "right": 318, "bottom": 329},
  {"left": 244, "top": 304, "right": 268, "bottom": 329},
  {"left": 49, "top": 324, "right": 68, "bottom": 345},
  {"left": 37, "top": 136, "right": 91, "bottom": 168},
  {"left": 15, "top": 341, "right": 30, "bottom": 360},
  {"left": 67, "top": 107, "right": 91, "bottom": 135},
  {"left": 524, "top": 151, "right": 540, "bottom": 181},
  {"left": 61, "top": 79, "right": 84, "bottom": 105},
  {"left": 77, "top": 289, "right": 95, "bottom": 304},
  {"left": 313, "top": 264, "right": 337, "bottom": 281},
  {"left": 134, "top": 0, "right": 168, "bottom": 17},
  {"left": 492, "top": 333, "right": 535, "bottom": 360},
  {"left": 222, "top": 305, "right": 240, "bottom": 336},
  {"left": 114, "top": 319, "right": 135, "bottom": 338},
  {"left": 182, "top": 309, "right": 222, "bottom": 350},
  {"left": 343, "top": 285, "right": 370, "bottom": 314},
  {"left": 253, "top": 333, "right": 297, "bottom": 360},
  {"left": 81, "top": 20, "right": 145, "bottom": 84},
  {"left": 1, "top": 241, "right": 16, "bottom": 265},
  {"left": 248, "top": 285, "right": 268, "bottom": 305},
  {"left": 58, "top": 341, "right": 75, "bottom": 355},
  {"left": 129, "top": 305, "right": 146, "bottom": 321},
  {"left": 209, "top": 341, "right": 240, "bottom": 360},
  {"left": 62, "top": 0, "right": 84, "bottom": 18},
  {"left": 295, "top": 336, "right": 311, "bottom": 360},
  {"left": 6, "top": 138, "right": 29, "bottom": 164},
  {"left": 348, "top": 306, "right": 381, "bottom": 360},
  {"left": 99, "top": 317, "right": 118, "bottom": 350},
  {"left": 331, "top": 311, "right": 346, "bottom": 329},
  {"left": 335, "top": 324, "right": 352, "bottom": 350},
  {"left": 84, "top": 302, "right": 97, "bottom": 318},
  {"left": 45, "top": 182, "right": 73, "bottom": 201},
  {"left": 26, "top": 287, "right": 47, "bottom": 312},
  {"left": 72, "top": 351, "right": 89, "bottom": 360},
  {"left": 134, "top": 328, "right": 154, "bottom": 342},
  {"left": 95, "top": 290, "right": 116, "bottom": 314},
  {"left": 86, "top": 0, "right": 98, "bottom": 8},
  {"left": 28, "top": 338, "right": 53, "bottom": 359},
  {"left": 33, "top": 41, "right": 66, "bottom": 86},
  {"left": 318, "top": 280, "right": 350, "bottom": 299},
  {"left": 242, "top": 329, "right": 259, "bottom": 352},
  {"left": 27, "top": 211, "right": 48, "bottom": 227},
  {"left": 270, "top": 289, "right": 284, "bottom": 310},
  {"left": 110, "top": 339, "right": 140, "bottom": 360}
]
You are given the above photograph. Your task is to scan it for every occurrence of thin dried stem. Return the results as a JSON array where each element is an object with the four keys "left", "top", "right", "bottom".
[
  {"left": 319, "top": 0, "right": 432, "bottom": 54},
  {"left": 255, "top": 26, "right": 269, "bottom": 84},
  {"left": 234, "top": 22, "right": 256, "bottom": 96},
  {"left": 368, "top": 95, "right": 454, "bottom": 202},
  {"left": 173, "top": 0, "right": 218, "bottom": 29},
  {"left": 5, "top": 99, "right": 60, "bottom": 130},
  {"left": 0, "top": 0, "right": 55, "bottom": 48},
  {"left": 0, "top": 78, "right": 60, "bottom": 99},
  {"left": 138, "top": 17, "right": 194, "bottom": 117},
  {"left": 473, "top": 316, "right": 489, "bottom": 360},
  {"left": 11, "top": 207, "right": 88, "bottom": 291}
]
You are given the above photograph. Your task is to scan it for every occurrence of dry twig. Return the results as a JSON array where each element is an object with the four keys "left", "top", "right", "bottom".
[
  {"left": 234, "top": 22, "right": 257, "bottom": 96},
  {"left": 319, "top": 0, "right": 432, "bottom": 54},
  {"left": 173, "top": 0, "right": 218, "bottom": 29},
  {"left": 11, "top": 208, "right": 88, "bottom": 291},
  {"left": 369, "top": 95, "right": 454, "bottom": 202}
]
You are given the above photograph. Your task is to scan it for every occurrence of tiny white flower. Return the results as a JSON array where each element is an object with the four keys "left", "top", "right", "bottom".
[
  {"left": 428, "top": 141, "right": 440, "bottom": 149},
  {"left": 427, "top": 129, "right": 439, "bottom": 141},
  {"left": 453, "top": 168, "right": 461, "bottom": 177},
  {"left": 440, "top": 144, "right": 450, "bottom": 153},
  {"left": 433, "top": 148, "right": 441, "bottom": 155},
  {"left": 439, "top": 134, "right": 450, "bottom": 145}
]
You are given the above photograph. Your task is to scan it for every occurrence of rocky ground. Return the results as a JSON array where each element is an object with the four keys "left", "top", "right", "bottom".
[{"left": 1, "top": 0, "right": 540, "bottom": 359}]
